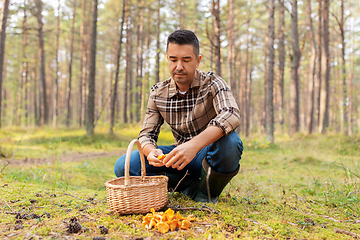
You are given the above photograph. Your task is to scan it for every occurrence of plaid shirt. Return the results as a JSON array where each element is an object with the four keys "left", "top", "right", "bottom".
[{"left": 138, "top": 70, "right": 240, "bottom": 149}]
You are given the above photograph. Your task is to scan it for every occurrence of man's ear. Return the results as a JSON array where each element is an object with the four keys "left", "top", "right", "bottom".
[{"left": 196, "top": 55, "right": 202, "bottom": 68}]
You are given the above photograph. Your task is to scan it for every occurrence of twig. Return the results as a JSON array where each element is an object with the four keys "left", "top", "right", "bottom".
[
  {"left": 2, "top": 200, "right": 12, "bottom": 211},
  {"left": 169, "top": 206, "right": 214, "bottom": 213},
  {"left": 198, "top": 203, "right": 221, "bottom": 214},
  {"left": 0, "top": 139, "right": 21, "bottom": 173},
  {"left": 245, "top": 218, "right": 274, "bottom": 235},
  {"left": 334, "top": 228, "right": 360, "bottom": 239},
  {"left": 169, "top": 170, "right": 189, "bottom": 202}
]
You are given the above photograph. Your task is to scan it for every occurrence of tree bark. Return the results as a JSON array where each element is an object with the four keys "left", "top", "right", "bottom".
[
  {"left": 0, "top": 0, "right": 9, "bottom": 128},
  {"left": 315, "top": 0, "right": 322, "bottom": 131},
  {"left": 340, "top": 0, "right": 348, "bottom": 134},
  {"left": 266, "top": 0, "right": 275, "bottom": 143},
  {"left": 53, "top": 0, "right": 61, "bottom": 127},
  {"left": 278, "top": 0, "right": 285, "bottom": 130},
  {"left": 306, "top": 0, "right": 317, "bottom": 134},
  {"left": 244, "top": 11, "right": 251, "bottom": 137},
  {"left": 155, "top": 0, "right": 160, "bottom": 84},
  {"left": 123, "top": 3, "right": 132, "bottom": 124},
  {"left": 22, "top": 0, "right": 29, "bottom": 126},
  {"left": 79, "top": 0, "right": 87, "bottom": 126},
  {"left": 289, "top": 0, "right": 300, "bottom": 136},
  {"left": 86, "top": 0, "right": 98, "bottom": 136},
  {"left": 135, "top": 0, "right": 144, "bottom": 123},
  {"left": 212, "top": 0, "right": 221, "bottom": 76},
  {"left": 227, "top": 0, "right": 234, "bottom": 90},
  {"left": 110, "top": 0, "right": 126, "bottom": 135},
  {"left": 67, "top": 0, "right": 76, "bottom": 127},
  {"left": 319, "top": 0, "right": 330, "bottom": 134}
]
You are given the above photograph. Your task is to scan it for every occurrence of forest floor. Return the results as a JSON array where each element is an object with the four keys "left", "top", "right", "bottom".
[{"left": 0, "top": 126, "right": 360, "bottom": 239}]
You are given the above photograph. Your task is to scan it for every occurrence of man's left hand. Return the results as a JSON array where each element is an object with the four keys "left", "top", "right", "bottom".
[{"left": 162, "top": 141, "right": 199, "bottom": 170}]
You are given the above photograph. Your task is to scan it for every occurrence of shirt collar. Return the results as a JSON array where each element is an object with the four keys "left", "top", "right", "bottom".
[{"left": 169, "top": 70, "right": 201, "bottom": 98}]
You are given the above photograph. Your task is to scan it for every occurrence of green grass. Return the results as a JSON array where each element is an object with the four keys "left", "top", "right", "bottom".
[{"left": 0, "top": 126, "right": 359, "bottom": 239}]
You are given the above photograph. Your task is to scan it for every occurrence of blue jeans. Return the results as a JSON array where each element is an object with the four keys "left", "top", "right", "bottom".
[{"left": 114, "top": 131, "right": 243, "bottom": 179}]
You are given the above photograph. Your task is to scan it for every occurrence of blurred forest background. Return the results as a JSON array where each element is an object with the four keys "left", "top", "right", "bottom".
[{"left": 0, "top": 0, "right": 359, "bottom": 141}]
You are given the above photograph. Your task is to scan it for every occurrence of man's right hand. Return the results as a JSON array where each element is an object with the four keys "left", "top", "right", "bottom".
[{"left": 146, "top": 148, "right": 165, "bottom": 167}]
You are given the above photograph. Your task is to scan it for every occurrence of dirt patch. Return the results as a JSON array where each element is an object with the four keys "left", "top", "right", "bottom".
[{"left": 1, "top": 151, "right": 125, "bottom": 167}]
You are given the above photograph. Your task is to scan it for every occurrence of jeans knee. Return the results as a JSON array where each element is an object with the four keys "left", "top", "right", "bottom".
[
  {"left": 219, "top": 131, "right": 243, "bottom": 159},
  {"left": 114, "top": 155, "right": 126, "bottom": 177}
]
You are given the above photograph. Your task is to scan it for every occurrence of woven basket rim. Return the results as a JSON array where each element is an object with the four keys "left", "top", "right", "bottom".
[{"left": 105, "top": 175, "right": 168, "bottom": 189}]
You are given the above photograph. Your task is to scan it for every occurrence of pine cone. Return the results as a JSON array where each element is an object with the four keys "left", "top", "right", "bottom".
[
  {"left": 99, "top": 225, "right": 108, "bottom": 235},
  {"left": 67, "top": 217, "right": 82, "bottom": 233}
]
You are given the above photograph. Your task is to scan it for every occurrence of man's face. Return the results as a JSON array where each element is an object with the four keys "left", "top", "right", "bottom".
[{"left": 167, "top": 43, "right": 201, "bottom": 91}]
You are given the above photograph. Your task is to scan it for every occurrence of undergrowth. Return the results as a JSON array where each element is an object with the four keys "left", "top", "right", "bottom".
[{"left": 0, "top": 126, "right": 359, "bottom": 239}]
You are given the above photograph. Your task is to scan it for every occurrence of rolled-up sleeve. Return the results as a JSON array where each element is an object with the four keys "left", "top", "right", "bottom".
[
  {"left": 208, "top": 76, "right": 240, "bottom": 134},
  {"left": 138, "top": 94, "right": 164, "bottom": 149}
]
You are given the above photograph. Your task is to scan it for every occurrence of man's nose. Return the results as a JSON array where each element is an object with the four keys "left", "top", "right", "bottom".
[{"left": 176, "top": 61, "right": 184, "bottom": 70}]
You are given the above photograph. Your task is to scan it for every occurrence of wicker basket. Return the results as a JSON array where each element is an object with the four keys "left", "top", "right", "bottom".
[{"left": 105, "top": 139, "right": 168, "bottom": 214}]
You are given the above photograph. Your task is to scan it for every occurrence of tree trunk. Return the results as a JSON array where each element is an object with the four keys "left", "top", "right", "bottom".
[
  {"left": 35, "top": 0, "right": 48, "bottom": 125},
  {"left": 266, "top": 0, "right": 275, "bottom": 143},
  {"left": 135, "top": 0, "right": 144, "bottom": 123},
  {"left": 315, "top": 0, "right": 322, "bottom": 131},
  {"left": 0, "top": 0, "right": 9, "bottom": 128},
  {"left": 262, "top": 27, "right": 269, "bottom": 133},
  {"left": 79, "top": 0, "right": 87, "bottom": 126},
  {"left": 123, "top": 4, "right": 132, "bottom": 124},
  {"left": 278, "top": 0, "right": 285, "bottom": 130},
  {"left": 141, "top": 8, "right": 151, "bottom": 124},
  {"left": 22, "top": 0, "right": 29, "bottom": 126},
  {"left": 289, "top": 0, "right": 300, "bottom": 136},
  {"left": 155, "top": 0, "right": 160, "bottom": 84},
  {"left": 67, "top": 0, "right": 76, "bottom": 127},
  {"left": 212, "top": 0, "right": 221, "bottom": 76},
  {"left": 86, "top": 0, "right": 98, "bottom": 136},
  {"left": 340, "top": 0, "right": 348, "bottom": 134},
  {"left": 244, "top": 12, "right": 251, "bottom": 137},
  {"left": 306, "top": 0, "right": 317, "bottom": 134},
  {"left": 319, "top": 0, "right": 330, "bottom": 134},
  {"left": 53, "top": 0, "right": 60, "bottom": 127},
  {"left": 110, "top": 0, "right": 126, "bottom": 135},
  {"left": 227, "top": 0, "right": 234, "bottom": 90}
]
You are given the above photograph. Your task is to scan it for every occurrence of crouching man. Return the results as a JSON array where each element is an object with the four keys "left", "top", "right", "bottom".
[{"left": 114, "top": 30, "right": 243, "bottom": 202}]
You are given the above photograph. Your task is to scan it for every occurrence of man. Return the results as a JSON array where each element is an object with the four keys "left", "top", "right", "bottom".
[{"left": 114, "top": 30, "right": 243, "bottom": 202}]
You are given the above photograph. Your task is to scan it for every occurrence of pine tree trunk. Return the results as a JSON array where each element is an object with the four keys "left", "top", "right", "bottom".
[
  {"left": 315, "top": 0, "right": 322, "bottom": 131},
  {"left": 227, "top": 0, "right": 234, "bottom": 90},
  {"left": 244, "top": 11, "right": 251, "bottom": 137},
  {"left": 306, "top": 0, "right": 317, "bottom": 134},
  {"left": 79, "top": 0, "right": 86, "bottom": 126},
  {"left": 67, "top": 0, "right": 76, "bottom": 127},
  {"left": 340, "top": 0, "right": 348, "bottom": 134},
  {"left": 110, "top": 0, "right": 126, "bottom": 135},
  {"left": 22, "top": 1, "right": 29, "bottom": 126},
  {"left": 0, "top": 0, "right": 9, "bottom": 128},
  {"left": 319, "top": 0, "right": 330, "bottom": 134},
  {"left": 53, "top": 0, "right": 60, "bottom": 127},
  {"left": 86, "top": 0, "right": 98, "bottom": 136},
  {"left": 123, "top": 6, "right": 132, "bottom": 124},
  {"left": 212, "top": 0, "right": 221, "bottom": 76},
  {"left": 289, "top": 0, "right": 300, "bottom": 136},
  {"left": 278, "top": 0, "right": 285, "bottom": 130},
  {"left": 135, "top": 0, "right": 144, "bottom": 123},
  {"left": 266, "top": 0, "right": 275, "bottom": 143},
  {"left": 155, "top": 0, "right": 160, "bottom": 84}
]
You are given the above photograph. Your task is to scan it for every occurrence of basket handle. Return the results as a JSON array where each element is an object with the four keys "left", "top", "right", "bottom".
[{"left": 124, "top": 139, "right": 146, "bottom": 186}]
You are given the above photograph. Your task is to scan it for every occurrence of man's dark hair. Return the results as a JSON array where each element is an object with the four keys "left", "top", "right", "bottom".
[{"left": 166, "top": 30, "right": 200, "bottom": 57}]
